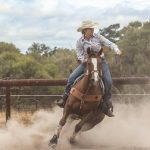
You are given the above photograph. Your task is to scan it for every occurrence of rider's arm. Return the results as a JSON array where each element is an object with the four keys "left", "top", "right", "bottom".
[
  {"left": 98, "top": 34, "right": 121, "bottom": 54},
  {"left": 76, "top": 39, "right": 85, "bottom": 63}
]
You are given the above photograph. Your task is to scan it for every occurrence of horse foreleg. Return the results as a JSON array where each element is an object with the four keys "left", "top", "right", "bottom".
[
  {"left": 49, "top": 104, "right": 71, "bottom": 148},
  {"left": 48, "top": 124, "right": 62, "bottom": 148}
]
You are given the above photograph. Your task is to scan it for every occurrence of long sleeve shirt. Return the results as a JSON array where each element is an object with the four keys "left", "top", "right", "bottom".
[{"left": 76, "top": 33, "right": 120, "bottom": 62}]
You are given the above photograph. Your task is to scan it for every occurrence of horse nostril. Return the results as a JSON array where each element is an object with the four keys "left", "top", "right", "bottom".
[{"left": 91, "top": 78, "right": 95, "bottom": 82}]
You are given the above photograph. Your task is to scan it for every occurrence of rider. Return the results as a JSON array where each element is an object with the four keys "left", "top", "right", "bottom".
[{"left": 57, "top": 20, "right": 122, "bottom": 117}]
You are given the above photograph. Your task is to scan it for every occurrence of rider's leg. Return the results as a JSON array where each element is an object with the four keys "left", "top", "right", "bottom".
[
  {"left": 101, "top": 60, "right": 114, "bottom": 117},
  {"left": 57, "top": 63, "right": 85, "bottom": 108}
]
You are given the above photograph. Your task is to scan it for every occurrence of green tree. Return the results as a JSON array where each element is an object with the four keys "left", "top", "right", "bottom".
[
  {"left": 50, "top": 48, "right": 77, "bottom": 78},
  {"left": 27, "top": 42, "right": 56, "bottom": 57},
  {"left": 0, "top": 51, "right": 23, "bottom": 78},
  {"left": 99, "top": 23, "right": 121, "bottom": 43},
  {"left": 0, "top": 42, "right": 20, "bottom": 53},
  {"left": 17, "top": 56, "right": 50, "bottom": 79}
]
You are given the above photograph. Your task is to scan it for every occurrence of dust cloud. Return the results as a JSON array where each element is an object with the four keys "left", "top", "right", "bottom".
[{"left": 0, "top": 100, "right": 150, "bottom": 150}]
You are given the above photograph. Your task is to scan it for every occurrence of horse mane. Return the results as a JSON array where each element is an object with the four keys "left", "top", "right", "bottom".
[{"left": 87, "top": 47, "right": 103, "bottom": 58}]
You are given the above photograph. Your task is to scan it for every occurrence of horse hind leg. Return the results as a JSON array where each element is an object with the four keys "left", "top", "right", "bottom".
[
  {"left": 69, "top": 112, "right": 93, "bottom": 144},
  {"left": 81, "top": 111, "right": 105, "bottom": 132},
  {"left": 69, "top": 121, "right": 82, "bottom": 144},
  {"left": 49, "top": 104, "right": 71, "bottom": 148}
]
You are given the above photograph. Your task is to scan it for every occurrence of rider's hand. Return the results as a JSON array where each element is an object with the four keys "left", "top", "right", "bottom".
[
  {"left": 116, "top": 50, "right": 122, "bottom": 55},
  {"left": 83, "top": 58, "right": 88, "bottom": 62}
]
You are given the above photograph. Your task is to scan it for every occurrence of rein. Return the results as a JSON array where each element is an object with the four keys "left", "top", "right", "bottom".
[{"left": 91, "top": 70, "right": 99, "bottom": 73}]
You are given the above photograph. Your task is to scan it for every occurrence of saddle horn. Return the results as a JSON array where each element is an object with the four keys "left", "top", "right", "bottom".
[{"left": 87, "top": 47, "right": 91, "bottom": 55}]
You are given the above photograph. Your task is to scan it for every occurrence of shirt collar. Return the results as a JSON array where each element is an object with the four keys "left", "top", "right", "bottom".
[{"left": 81, "top": 33, "right": 96, "bottom": 41}]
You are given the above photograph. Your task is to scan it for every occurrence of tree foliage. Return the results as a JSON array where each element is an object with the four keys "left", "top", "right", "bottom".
[
  {"left": 99, "top": 23, "right": 120, "bottom": 43},
  {"left": 0, "top": 42, "right": 20, "bottom": 54},
  {"left": 27, "top": 42, "right": 57, "bottom": 57}
]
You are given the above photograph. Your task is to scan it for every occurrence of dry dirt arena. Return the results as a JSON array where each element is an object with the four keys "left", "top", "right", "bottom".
[{"left": 0, "top": 100, "right": 150, "bottom": 150}]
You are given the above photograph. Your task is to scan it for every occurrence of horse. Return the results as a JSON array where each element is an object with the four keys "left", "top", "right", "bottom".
[{"left": 49, "top": 47, "right": 106, "bottom": 148}]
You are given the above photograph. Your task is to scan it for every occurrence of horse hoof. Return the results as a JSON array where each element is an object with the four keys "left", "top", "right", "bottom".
[
  {"left": 48, "top": 135, "right": 58, "bottom": 148},
  {"left": 69, "top": 137, "right": 76, "bottom": 145},
  {"left": 48, "top": 143, "right": 57, "bottom": 149}
]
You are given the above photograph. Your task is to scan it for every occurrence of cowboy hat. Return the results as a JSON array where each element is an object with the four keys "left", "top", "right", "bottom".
[{"left": 77, "top": 20, "right": 99, "bottom": 32}]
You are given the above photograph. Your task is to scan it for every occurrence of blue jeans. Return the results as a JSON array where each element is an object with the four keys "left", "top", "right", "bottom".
[{"left": 64, "top": 60, "right": 112, "bottom": 102}]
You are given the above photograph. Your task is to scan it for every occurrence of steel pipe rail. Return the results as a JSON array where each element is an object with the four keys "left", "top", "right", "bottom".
[
  {"left": 0, "top": 79, "right": 67, "bottom": 87},
  {"left": 0, "top": 77, "right": 150, "bottom": 87}
]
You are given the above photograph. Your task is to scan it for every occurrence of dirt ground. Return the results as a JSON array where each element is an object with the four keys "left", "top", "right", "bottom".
[{"left": 0, "top": 100, "right": 150, "bottom": 150}]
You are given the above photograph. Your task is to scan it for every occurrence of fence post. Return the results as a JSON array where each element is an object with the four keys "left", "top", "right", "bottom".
[{"left": 6, "top": 87, "right": 11, "bottom": 122}]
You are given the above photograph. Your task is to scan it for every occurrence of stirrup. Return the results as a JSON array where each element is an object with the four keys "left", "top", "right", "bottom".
[
  {"left": 55, "top": 99, "right": 65, "bottom": 108},
  {"left": 107, "top": 108, "right": 115, "bottom": 117},
  {"left": 55, "top": 94, "right": 68, "bottom": 108}
]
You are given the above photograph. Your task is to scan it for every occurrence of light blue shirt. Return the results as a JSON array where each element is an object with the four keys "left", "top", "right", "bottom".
[{"left": 76, "top": 33, "right": 120, "bottom": 62}]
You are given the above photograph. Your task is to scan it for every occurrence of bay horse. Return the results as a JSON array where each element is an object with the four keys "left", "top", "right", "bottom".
[{"left": 49, "top": 47, "right": 105, "bottom": 148}]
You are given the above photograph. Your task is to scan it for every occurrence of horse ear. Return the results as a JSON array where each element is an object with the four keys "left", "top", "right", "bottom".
[
  {"left": 98, "top": 48, "right": 103, "bottom": 56},
  {"left": 87, "top": 47, "right": 91, "bottom": 55}
]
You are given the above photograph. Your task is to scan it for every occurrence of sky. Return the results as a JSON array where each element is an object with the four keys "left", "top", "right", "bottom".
[{"left": 0, "top": 0, "right": 150, "bottom": 53}]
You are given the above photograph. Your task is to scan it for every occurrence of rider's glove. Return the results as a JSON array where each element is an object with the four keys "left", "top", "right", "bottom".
[
  {"left": 83, "top": 58, "right": 88, "bottom": 63},
  {"left": 115, "top": 49, "right": 122, "bottom": 55}
]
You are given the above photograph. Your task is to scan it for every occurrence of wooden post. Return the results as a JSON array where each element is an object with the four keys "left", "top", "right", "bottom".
[{"left": 6, "top": 87, "right": 11, "bottom": 122}]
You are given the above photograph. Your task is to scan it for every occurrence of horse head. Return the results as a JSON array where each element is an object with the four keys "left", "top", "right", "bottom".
[{"left": 86, "top": 47, "right": 103, "bottom": 85}]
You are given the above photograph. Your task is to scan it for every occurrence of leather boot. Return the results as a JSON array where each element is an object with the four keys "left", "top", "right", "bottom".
[
  {"left": 101, "top": 100, "right": 115, "bottom": 117},
  {"left": 105, "top": 100, "right": 115, "bottom": 117},
  {"left": 56, "top": 94, "right": 68, "bottom": 108}
]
